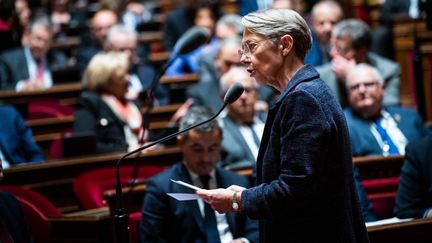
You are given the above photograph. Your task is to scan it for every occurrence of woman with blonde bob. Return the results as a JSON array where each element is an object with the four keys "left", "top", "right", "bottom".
[{"left": 74, "top": 51, "right": 144, "bottom": 153}]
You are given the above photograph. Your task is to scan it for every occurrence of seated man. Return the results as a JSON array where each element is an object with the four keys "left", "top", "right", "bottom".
[
  {"left": 219, "top": 66, "right": 265, "bottom": 171},
  {"left": 105, "top": 24, "right": 170, "bottom": 106},
  {"left": 344, "top": 63, "right": 430, "bottom": 157},
  {"left": 0, "top": 15, "right": 68, "bottom": 91},
  {"left": 317, "top": 19, "right": 401, "bottom": 108},
  {"left": 344, "top": 64, "right": 430, "bottom": 221},
  {"left": 394, "top": 134, "right": 432, "bottom": 219},
  {"left": 0, "top": 104, "right": 44, "bottom": 168},
  {"left": 140, "top": 106, "right": 259, "bottom": 243}
]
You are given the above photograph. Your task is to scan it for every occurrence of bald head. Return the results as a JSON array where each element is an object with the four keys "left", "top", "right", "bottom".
[
  {"left": 91, "top": 9, "right": 118, "bottom": 44},
  {"left": 311, "top": 0, "right": 343, "bottom": 44}
]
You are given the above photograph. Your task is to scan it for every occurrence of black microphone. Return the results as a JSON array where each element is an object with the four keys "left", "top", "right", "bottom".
[
  {"left": 175, "top": 26, "right": 209, "bottom": 55},
  {"left": 114, "top": 82, "right": 244, "bottom": 243}
]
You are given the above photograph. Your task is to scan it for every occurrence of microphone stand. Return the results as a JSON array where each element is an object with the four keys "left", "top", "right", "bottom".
[{"left": 114, "top": 102, "right": 229, "bottom": 243}]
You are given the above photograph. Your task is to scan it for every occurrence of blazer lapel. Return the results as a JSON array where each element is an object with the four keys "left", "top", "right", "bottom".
[{"left": 224, "top": 117, "right": 255, "bottom": 162}]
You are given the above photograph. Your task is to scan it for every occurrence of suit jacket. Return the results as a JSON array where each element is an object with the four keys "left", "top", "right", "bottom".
[
  {"left": 220, "top": 115, "right": 261, "bottom": 170},
  {"left": 131, "top": 63, "right": 170, "bottom": 106},
  {"left": 140, "top": 162, "right": 259, "bottom": 243},
  {"left": 0, "top": 105, "right": 44, "bottom": 165},
  {"left": 316, "top": 52, "right": 400, "bottom": 107},
  {"left": 73, "top": 91, "right": 139, "bottom": 153},
  {"left": 162, "top": 8, "right": 194, "bottom": 51},
  {"left": 394, "top": 134, "right": 432, "bottom": 218},
  {"left": 241, "top": 65, "right": 369, "bottom": 243},
  {"left": 0, "top": 191, "right": 32, "bottom": 243},
  {"left": 304, "top": 31, "right": 330, "bottom": 67},
  {"left": 0, "top": 47, "right": 68, "bottom": 90},
  {"left": 344, "top": 106, "right": 430, "bottom": 157}
]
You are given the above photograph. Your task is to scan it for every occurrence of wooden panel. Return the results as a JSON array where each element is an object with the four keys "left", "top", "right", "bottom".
[{"left": 367, "top": 218, "right": 432, "bottom": 243}]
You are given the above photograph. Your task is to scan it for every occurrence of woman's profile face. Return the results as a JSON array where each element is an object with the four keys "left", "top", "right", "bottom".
[
  {"left": 240, "top": 29, "right": 282, "bottom": 88},
  {"left": 105, "top": 70, "right": 130, "bottom": 101}
]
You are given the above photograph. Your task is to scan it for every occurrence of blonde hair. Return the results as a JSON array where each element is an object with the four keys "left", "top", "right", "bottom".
[{"left": 83, "top": 52, "right": 129, "bottom": 92}]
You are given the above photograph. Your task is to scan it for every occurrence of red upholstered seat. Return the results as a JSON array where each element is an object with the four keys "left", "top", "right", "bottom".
[
  {"left": 28, "top": 98, "right": 74, "bottom": 120},
  {"left": 129, "top": 211, "right": 142, "bottom": 243},
  {"left": 362, "top": 177, "right": 400, "bottom": 219},
  {"left": 0, "top": 185, "right": 63, "bottom": 243},
  {"left": 73, "top": 165, "right": 164, "bottom": 210}
]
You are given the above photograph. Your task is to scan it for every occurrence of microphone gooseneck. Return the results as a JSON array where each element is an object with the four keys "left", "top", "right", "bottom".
[{"left": 114, "top": 82, "right": 244, "bottom": 243}]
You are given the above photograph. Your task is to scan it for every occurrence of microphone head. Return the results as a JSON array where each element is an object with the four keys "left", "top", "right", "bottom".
[
  {"left": 176, "top": 27, "right": 209, "bottom": 55},
  {"left": 224, "top": 82, "right": 245, "bottom": 104}
]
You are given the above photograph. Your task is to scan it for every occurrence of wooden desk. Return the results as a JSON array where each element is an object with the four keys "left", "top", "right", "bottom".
[
  {"left": 50, "top": 207, "right": 113, "bottom": 243},
  {"left": 367, "top": 218, "right": 432, "bottom": 243},
  {"left": 2, "top": 147, "right": 181, "bottom": 212}
]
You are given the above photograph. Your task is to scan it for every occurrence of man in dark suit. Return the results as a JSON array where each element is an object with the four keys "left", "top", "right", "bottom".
[
  {"left": 0, "top": 15, "right": 68, "bottom": 91},
  {"left": 344, "top": 64, "right": 430, "bottom": 157},
  {"left": 75, "top": 9, "right": 118, "bottom": 74},
  {"left": 105, "top": 24, "right": 169, "bottom": 106},
  {"left": 0, "top": 154, "right": 33, "bottom": 242},
  {"left": 394, "top": 134, "right": 432, "bottom": 219},
  {"left": 316, "top": 19, "right": 401, "bottom": 108},
  {"left": 0, "top": 104, "right": 44, "bottom": 168},
  {"left": 219, "top": 66, "right": 265, "bottom": 171},
  {"left": 140, "top": 106, "right": 259, "bottom": 243}
]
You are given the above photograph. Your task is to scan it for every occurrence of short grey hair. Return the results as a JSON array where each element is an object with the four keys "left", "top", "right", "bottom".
[
  {"left": 346, "top": 63, "right": 384, "bottom": 89},
  {"left": 179, "top": 106, "right": 221, "bottom": 138},
  {"left": 241, "top": 9, "right": 312, "bottom": 60},
  {"left": 106, "top": 24, "right": 138, "bottom": 44},
  {"left": 216, "top": 14, "right": 244, "bottom": 36},
  {"left": 28, "top": 15, "right": 53, "bottom": 34},
  {"left": 332, "top": 19, "right": 372, "bottom": 51}
]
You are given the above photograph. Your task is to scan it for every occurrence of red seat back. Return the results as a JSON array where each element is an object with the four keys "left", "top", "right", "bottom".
[
  {"left": 28, "top": 98, "right": 75, "bottom": 120},
  {"left": 73, "top": 165, "right": 164, "bottom": 210},
  {"left": 129, "top": 211, "right": 142, "bottom": 243},
  {"left": 0, "top": 185, "right": 62, "bottom": 243},
  {"left": 362, "top": 177, "right": 400, "bottom": 219}
]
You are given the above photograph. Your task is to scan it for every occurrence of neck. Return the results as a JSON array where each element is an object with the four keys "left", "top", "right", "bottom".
[{"left": 274, "top": 56, "right": 304, "bottom": 92}]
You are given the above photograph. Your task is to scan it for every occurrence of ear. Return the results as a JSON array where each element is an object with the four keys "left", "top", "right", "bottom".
[{"left": 279, "top": 34, "right": 294, "bottom": 56}]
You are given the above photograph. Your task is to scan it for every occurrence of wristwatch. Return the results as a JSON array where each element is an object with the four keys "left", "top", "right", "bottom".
[{"left": 232, "top": 191, "right": 239, "bottom": 211}]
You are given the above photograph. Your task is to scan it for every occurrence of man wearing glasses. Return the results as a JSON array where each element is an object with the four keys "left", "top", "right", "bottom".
[
  {"left": 344, "top": 63, "right": 430, "bottom": 157},
  {"left": 316, "top": 19, "right": 401, "bottom": 108}
]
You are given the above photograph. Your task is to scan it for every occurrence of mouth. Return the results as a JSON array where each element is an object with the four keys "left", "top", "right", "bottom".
[{"left": 247, "top": 69, "right": 255, "bottom": 77}]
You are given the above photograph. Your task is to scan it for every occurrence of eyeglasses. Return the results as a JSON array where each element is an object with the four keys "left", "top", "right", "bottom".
[
  {"left": 238, "top": 39, "right": 269, "bottom": 59},
  {"left": 347, "top": 81, "right": 380, "bottom": 92}
]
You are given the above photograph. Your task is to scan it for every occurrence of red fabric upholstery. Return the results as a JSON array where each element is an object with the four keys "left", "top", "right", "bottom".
[
  {"left": 0, "top": 185, "right": 62, "bottom": 243},
  {"left": 129, "top": 211, "right": 142, "bottom": 243},
  {"left": 73, "top": 165, "right": 164, "bottom": 210},
  {"left": 362, "top": 177, "right": 400, "bottom": 219},
  {"left": 28, "top": 98, "right": 74, "bottom": 120}
]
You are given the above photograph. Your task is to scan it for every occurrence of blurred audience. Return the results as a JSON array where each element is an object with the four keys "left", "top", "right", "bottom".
[
  {"left": 219, "top": 66, "right": 265, "bottom": 171},
  {"left": 0, "top": 104, "right": 44, "bottom": 169},
  {"left": 74, "top": 52, "right": 145, "bottom": 153},
  {"left": 105, "top": 24, "right": 169, "bottom": 105},
  {"left": 394, "top": 134, "right": 432, "bottom": 219},
  {"left": 140, "top": 105, "right": 259, "bottom": 243},
  {"left": 121, "top": 0, "right": 152, "bottom": 32},
  {"left": 0, "top": 0, "right": 23, "bottom": 52},
  {"left": 165, "top": 2, "right": 220, "bottom": 76},
  {"left": 0, "top": 161, "right": 32, "bottom": 242},
  {"left": 344, "top": 63, "right": 430, "bottom": 157},
  {"left": 76, "top": 9, "right": 118, "bottom": 74},
  {"left": 0, "top": 15, "right": 68, "bottom": 91},
  {"left": 162, "top": 0, "right": 221, "bottom": 51},
  {"left": 317, "top": 19, "right": 401, "bottom": 108},
  {"left": 305, "top": 0, "right": 343, "bottom": 66},
  {"left": 47, "top": 0, "right": 87, "bottom": 39}
]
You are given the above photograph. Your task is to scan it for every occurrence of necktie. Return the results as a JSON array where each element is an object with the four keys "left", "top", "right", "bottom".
[
  {"left": 374, "top": 117, "right": 399, "bottom": 156},
  {"left": 199, "top": 175, "right": 221, "bottom": 243},
  {"left": 249, "top": 125, "right": 261, "bottom": 147},
  {"left": 36, "top": 59, "right": 44, "bottom": 83}
]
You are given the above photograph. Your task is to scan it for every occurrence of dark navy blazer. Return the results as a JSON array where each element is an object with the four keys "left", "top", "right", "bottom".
[
  {"left": 241, "top": 65, "right": 369, "bottom": 243},
  {"left": 0, "top": 105, "right": 44, "bottom": 165},
  {"left": 344, "top": 106, "right": 430, "bottom": 157},
  {"left": 140, "top": 162, "right": 259, "bottom": 243}
]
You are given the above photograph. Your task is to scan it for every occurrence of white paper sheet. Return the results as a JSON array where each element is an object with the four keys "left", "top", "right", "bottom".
[
  {"left": 167, "top": 193, "right": 201, "bottom": 201},
  {"left": 170, "top": 179, "right": 202, "bottom": 191}
]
